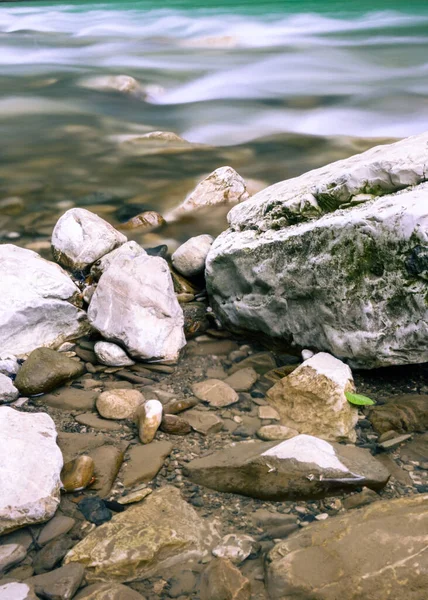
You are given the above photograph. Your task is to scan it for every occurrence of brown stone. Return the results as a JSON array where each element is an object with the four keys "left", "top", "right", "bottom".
[
  {"left": 41, "top": 388, "right": 98, "bottom": 411},
  {"left": 163, "top": 396, "right": 199, "bottom": 414},
  {"left": 200, "top": 558, "right": 251, "bottom": 600},
  {"left": 120, "top": 211, "right": 165, "bottom": 232},
  {"left": 122, "top": 441, "right": 173, "bottom": 487},
  {"left": 228, "top": 352, "right": 277, "bottom": 375},
  {"left": 368, "top": 394, "right": 428, "bottom": 434},
  {"left": 15, "top": 348, "right": 85, "bottom": 395},
  {"left": 182, "top": 302, "right": 210, "bottom": 339},
  {"left": 74, "top": 413, "right": 123, "bottom": 431},
  {"left": 27, "top": 563, "right": 85, "bottom": 600},
  {"left": 37, "top": 515, "right": 76, "bottom": 547},
  {"left": 61, "top": 456, "right": 95, "bottom": 492},
  {"left": 187, "top": 340, "right": 239, "bottom": 357},
  {"left": 181, "top": 409, "right": 223, "bottom": 435},
  {"left": 223, "top": 368, "right": 259, "bottom": 392},
  {"left": 57, "top": 433, "right": 110, "bottom": 463},
  {"left": 88, "top": 445, "right": 126, "bottom": 498},
  {"left": 160, "top": 414, "right": 191, "bottom": 435},
  {"left": 192, "top": 379, "right": 238, "bottom": 408},
  {"left": 266, "top": 494, "right": 428, "bottom": 600}
]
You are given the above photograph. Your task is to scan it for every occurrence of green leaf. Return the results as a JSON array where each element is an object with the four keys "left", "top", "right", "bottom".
[{"left": 345, "top": 392, "right": 375, "bottom": 406}]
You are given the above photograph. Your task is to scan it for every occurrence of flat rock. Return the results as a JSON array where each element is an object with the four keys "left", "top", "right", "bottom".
[
  {"left": 165, "top": 166, "right": 249, "bottom": 223},
  {"left": 93, "top": 342, "right": 135, "bottom": 367},
  {"left": 160, "top": 414, "right": 191, "bottom": 435},
  {"left": 88, "top": 445, "right": 126, "bottom": 498},
  {"left": 122, "top": 441, "right": 173, "bottom": 487},
  {"left": 266, "top": 494, "right": 428, "bottom": 600},
  {"left": 64, "top": 487, "right": 218, "bottom": 583},
  {"left": 96, "top": 389, "right": 144, "bottom": 420},
  {"left": 343, "top": 487, "right": 379, "bottom": 510},
  {"left": 256, "top": 425, "right": 299, "bottom": 441},
  {"left": 0, "top": 245, "right": 89, "bottom": 357},
  {"left": 32, "top": 535, "right": 74, "bottom": 574},
  {"left": 41, "top": 388, "right": 98, "bottom": 412},
  {"left": 52, "top": 208, "right": 127, "bottom": 271},
  {"left": 0, "top": 408, "right": 63, "bottom": 535},
  {"left": 171, "top": 235, "right": 214, "bottom": 278},
  {"left": 0, "top": 374, "right": 19, "bottom": 403},
  {"left": 192, "top": 379, "right": 238, "bottom": 408},
  {"left": 368, "top": 394, "right": 428, "bottom": 434},
  {"left": 181, "top": 409, "right": 223, "bottom": 435},
  {"left": 258, "top": 406, "right": 280, "bottom": 420},
  {"left": 267, "top": 352, "right": 358, "bottom": 442},
  {"left": 186, "top": 339, "right": 238, "bottom": 356},
  {"left": 57, "top": 432, "right": 109, "bottom": 463},
  {"left": 0, "top": 544, "right": 26, "bottom": 574},
  {"left": 88, "top": 252, "right": 185, "bottom": 362},
  {"left": 228, "top": 353, "right": 277, "bottom": 375},
  {"left": 15, "top": 348, "right": 85, "bottom": 396},
  {"left": 0, "top": 582, "right": 37, "bottom": 600},
  {"left": 37, "top": 515, "right": 75, "bottom": 547},
  {"left": 163, "top": 396, "right": 199, "bottom": 414},
  {"left": 399, "top": 432, "right": 428, "bottom": 463},
  {"left": 200, "top": 558, "right": 251, "bottom": 600},
  {"left": 75, "top": 583, "right": 147, "bottom": 599},
  {"left": 207, "top": 134, "right": 428, "bottom": 369},
  {"left": 185, "top": 434, "right": 390, "bottom": 500},
  {"left": 223, "top": 368, "right": 258, "bottom": 392},
  {"left": 27, "top": 563, "right": 85, "bottom": 600},
  {"left": 74, "top": 413, "right": 123, "bottom": 432}
]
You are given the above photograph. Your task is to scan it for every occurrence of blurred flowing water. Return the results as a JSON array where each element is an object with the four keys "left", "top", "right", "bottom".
[{"left": 0, "top": 0, "right": 427, "bottom": 244}]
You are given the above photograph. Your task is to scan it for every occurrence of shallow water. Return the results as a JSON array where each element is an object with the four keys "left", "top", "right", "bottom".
[{"left": 0, "top": 0, "right": 427, "bottom": 244}]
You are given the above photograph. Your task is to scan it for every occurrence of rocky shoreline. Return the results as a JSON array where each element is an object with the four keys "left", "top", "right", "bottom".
[{"left": 0, "top": 133, "right": 427, "bottom": 600}]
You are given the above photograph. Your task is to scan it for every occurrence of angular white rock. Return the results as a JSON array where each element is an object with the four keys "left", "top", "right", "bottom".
[
  {"left": 0, "top": 245, "right": 89, "bottom": 357},
  {"left": 94, "top": 341, "right": 135, "bottom": 367},
  {"left": 165, "top": 166, "right": 249, "bottom": 222},
  {"left": 212, "top": 533, "right": 258, "bottom": 564},
  {"left": 88, "top": 253, "right": 185, "bottom": 361},
  {"left": 90, "top": 240, "right": 146, "bottom": 280},
  {"left": 266, "top": 353, "right": 358, "bottom": 442},
  {"left": 0, "top": 355, "right": 20, "bottom": 377},
  {"left": 207, "top": 133, "right": 428, "bottom": 369},
  {"left": 0, "top": 407, "right": 63, "bottom": 535},
  {"left": 172, "top": 235, "right": 214, "bottom": 278},
  {"left": 52, "top": 208, "right": 127, "bottom": 271},
  {"left": 0, "top": 374, "right": 19, "bottom": 404}
]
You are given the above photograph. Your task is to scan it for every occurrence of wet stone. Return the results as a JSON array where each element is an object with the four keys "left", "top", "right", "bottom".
[{"left": 78, "top": 497, "right": 112, "bottom": 525}]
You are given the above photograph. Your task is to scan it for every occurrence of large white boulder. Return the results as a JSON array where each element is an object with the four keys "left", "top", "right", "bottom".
[
  {"left": 52, "top": 208, "right": 127, "bottom": 271},
  {"left": 267, "top": 353, "right": 358, "bottom": 442},
  {"left": 0, "top": 245, "right": 89, "bottom": 357},
  {"left": 0, "top": 407, "right": 63, "bottom": 535},
  {"left": 165, "top": 166, "right": 249, "bottom": 222},
  {"left": 207, "top": 133, "right": 428, "bottom": 369},
  {"left": 88, "top": 253, "right": 185, "bottom": 361}
]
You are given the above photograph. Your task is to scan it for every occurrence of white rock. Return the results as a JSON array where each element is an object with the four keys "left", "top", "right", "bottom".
[
  {"left": 207, "top": 133, "right": 428, "bottom": 369},
  {"left": 0, "top": 374, "right": 19, "bottom": 404},
  {"left": 301, "top": 349, "right": 314, "bottom": 361},
  {"left": 212, "top": 533, "right": 258, "bottom": 564},
  {"left": 0, "top": 355, "right": 20, "bottom": 377},
  {"left": 96, "top": 389, "right": 145, "bottom": 420},
  {"left": 0, "top": 245, "right": 89, "bottom": 357},
  {"left": 78, "top": 74, "right": 146, "bottom": 98},
  {"left": 139, "top": 399, "right": 163, "bottom": 444},
  {"left": 266, "top": 353, "right": 358, "bottom": 443},
  {"left": 0, "top": 582, "right": 37, "bottom": 600},
  {"left": 172, "top": 235, "right": 214, "bottom": 278},
  {"left": 88, "top": 253, "right": 185, "bottom": 362},
  {"left": 0, "top": 407, "right": 63, "bottom": 535},
  {"left": 90, "top": 240, "right": 146, "bottom": 280},
  {"left": 51, "top": 208, "right": 127, "bottom": 271},
  {"left": 165, "top": 166, "right": 249, "bottom": 222},
  {"left": 94, "top": 341, "right": 135, "bottom": 367}
]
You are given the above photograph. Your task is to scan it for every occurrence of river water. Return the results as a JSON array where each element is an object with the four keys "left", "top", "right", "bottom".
[{"left": 1, "top": 0, "right": 427, "bottom": 244}]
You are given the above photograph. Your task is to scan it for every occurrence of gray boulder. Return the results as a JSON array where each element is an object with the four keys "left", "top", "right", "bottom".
[
  {"left": 266, "top": 494, "right": 428, "bottom": 600},
  {"left": 52, "top": 208, "right": 127, "bottom": 271},
  {"left": 172, "top": 234, "right": 214, "bottom": 278},
  {"left": 184, "top": 434, "right": 389, "bottom": 500},
  {"left": 88, "top": 252, "right": 185, "bottom": 361},
  {"left": 207, "top": 133, "right": 428, "bottom": 368},
  {"left": 0, "top": 245, "right": 89, "bottom": 357}
]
